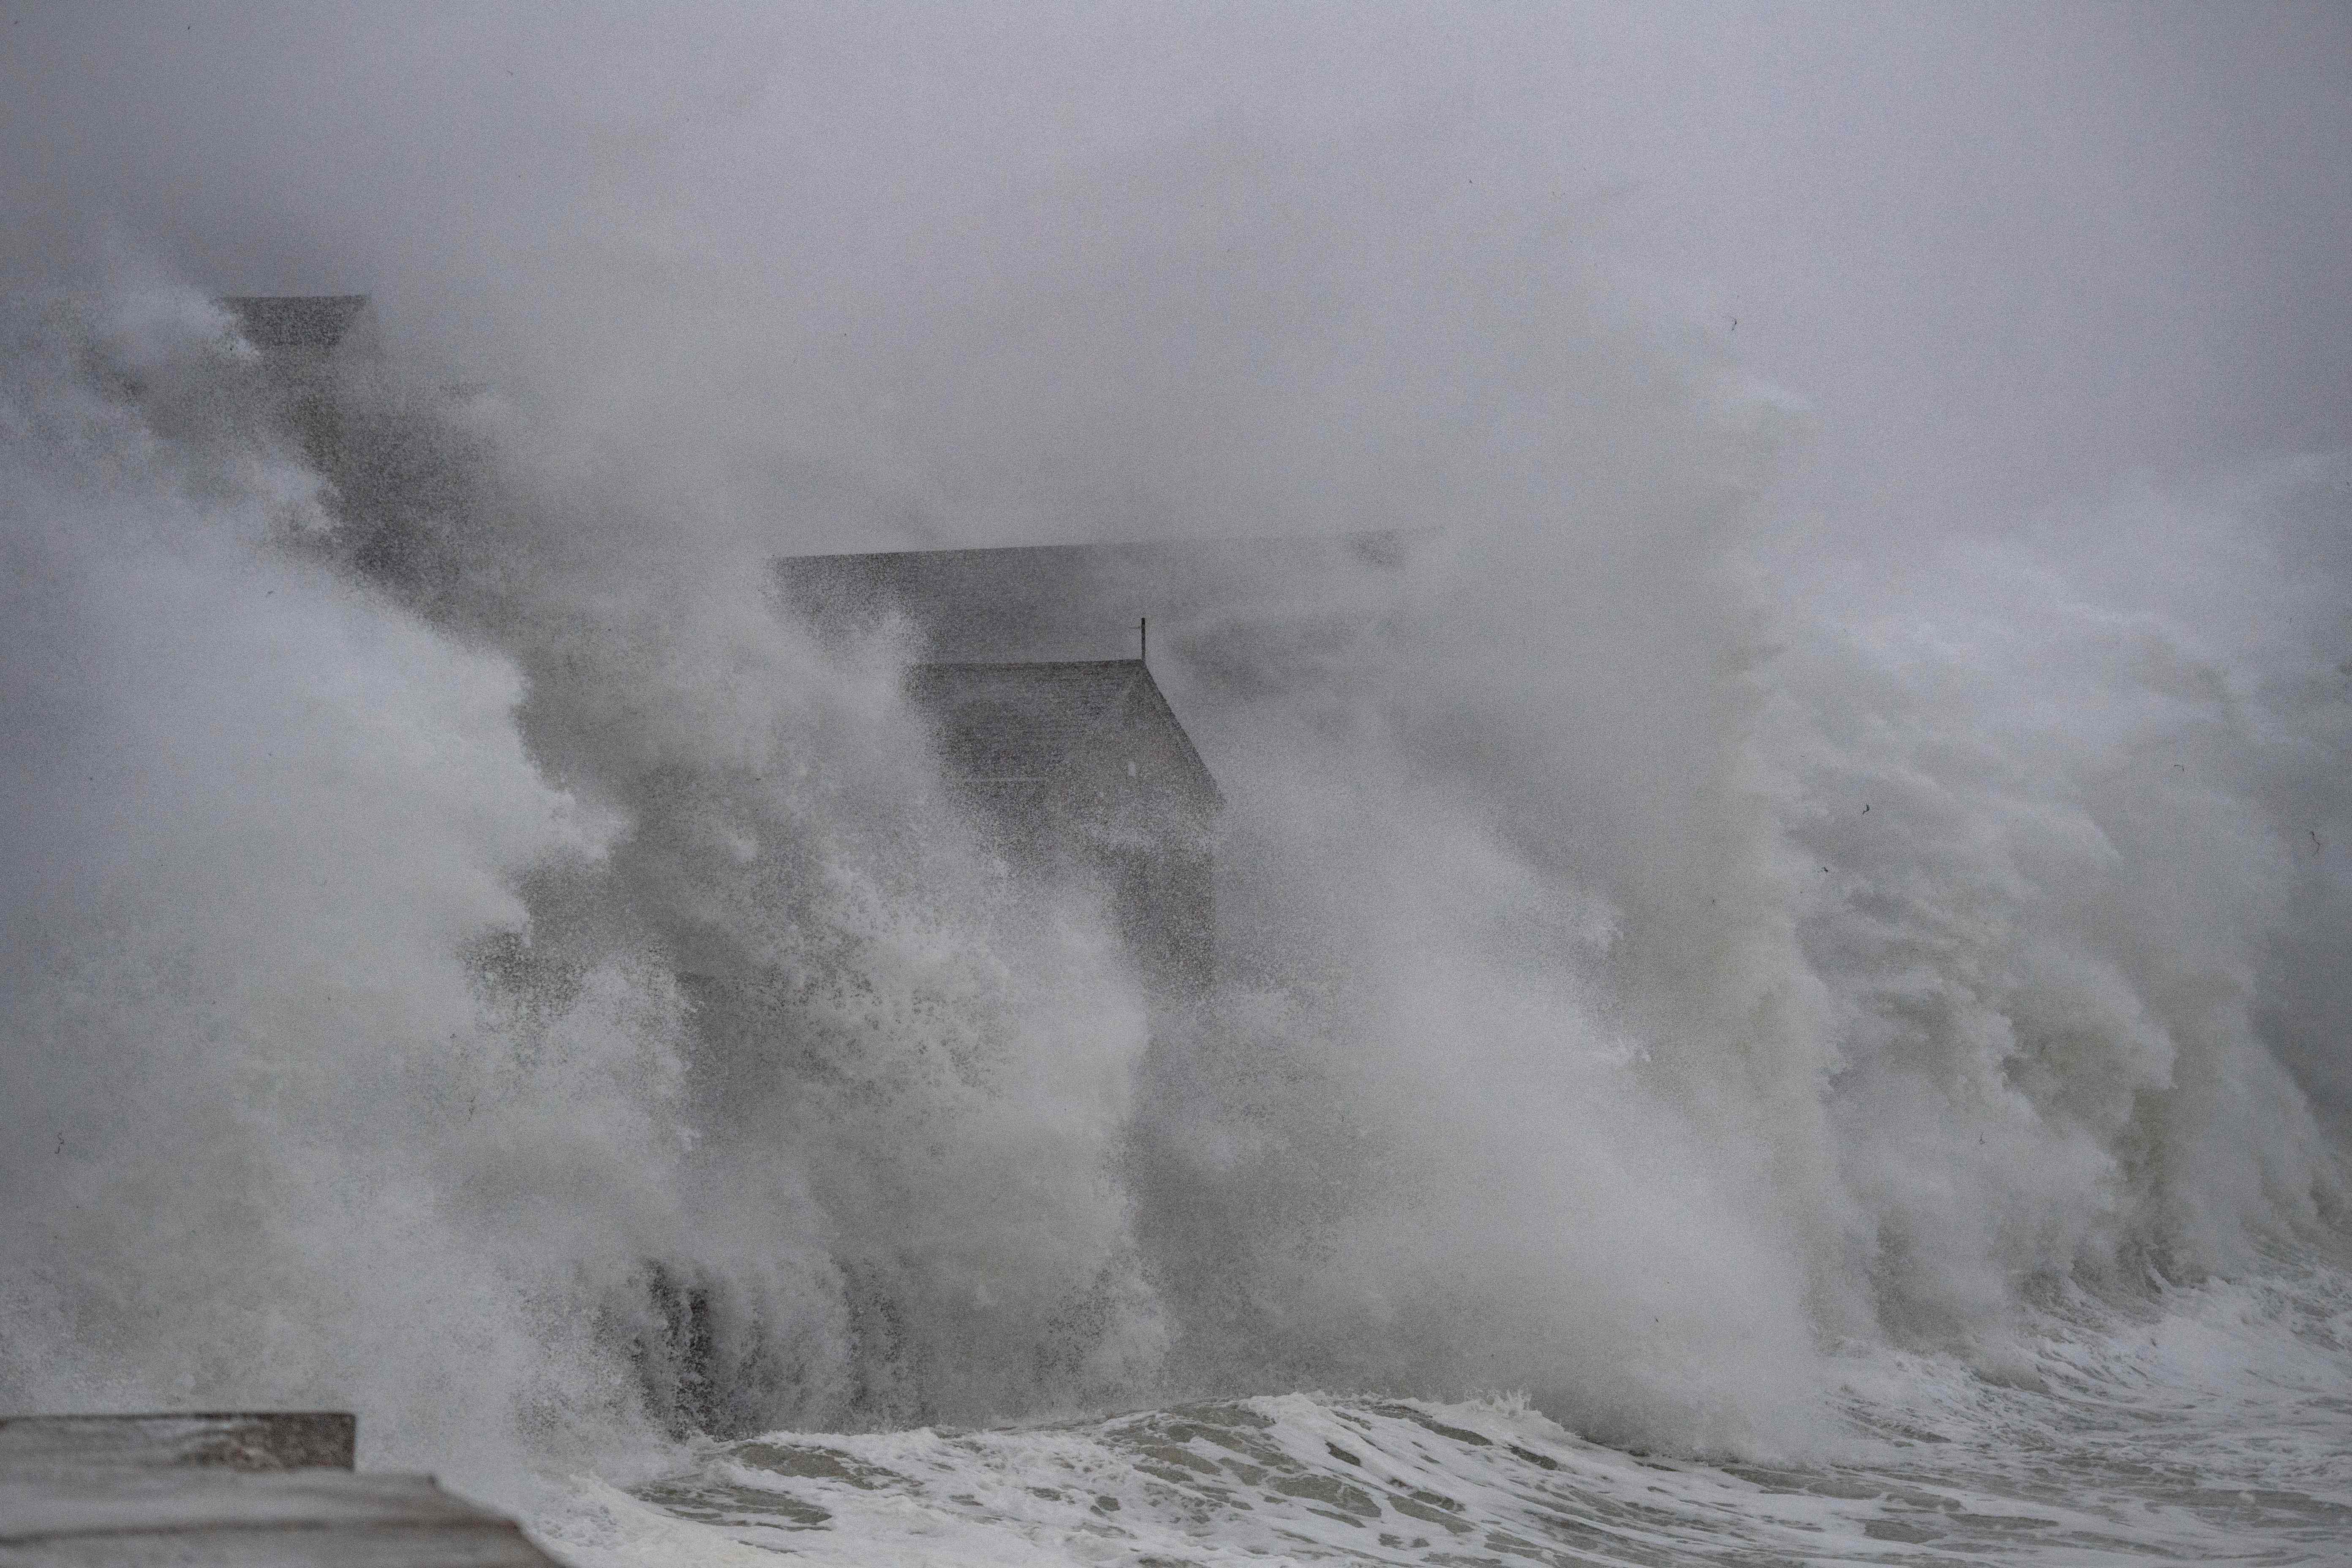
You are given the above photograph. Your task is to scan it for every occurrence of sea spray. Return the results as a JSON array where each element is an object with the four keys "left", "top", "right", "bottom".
[
  {"left": 0, "top": 290, "right": 675, "bottom": 1491},
  {"left": 0, "top": 288, "right": 1164, "bottom": 1494},
  {"left": 3, "top": 258, "right": 2346, "bottom": 1521},
  {"left": 1766, "top": 465, "right": 2352, "bottom": 1335}
]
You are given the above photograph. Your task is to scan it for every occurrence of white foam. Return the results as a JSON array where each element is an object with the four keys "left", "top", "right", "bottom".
[{"left": 553, "top": 1268, "right": 2352, "bottom": 1566}]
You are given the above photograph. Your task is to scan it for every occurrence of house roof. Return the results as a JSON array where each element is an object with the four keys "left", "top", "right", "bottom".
[
  {"left": 219, "top": 295, "right": 374, "bottom": 352},
  {"left": 907, "top": 659, "right": 1221, "bottom": 809},
  {"left": 777, "top": 534, "right": 1427, "bottom": 664}
]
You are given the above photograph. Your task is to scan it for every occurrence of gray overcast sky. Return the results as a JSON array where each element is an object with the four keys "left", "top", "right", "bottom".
[{"left": 5, "top": 2, "right": 2348, "bottom": 546}]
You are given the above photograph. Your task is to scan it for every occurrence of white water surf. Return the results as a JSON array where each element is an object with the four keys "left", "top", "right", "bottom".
[
  {"left": 549, "top": 1266, "right": 2352, "bottom": 1565},
  {"left": 5, "top": 190, "right": 2348, "bottom": 1564}
]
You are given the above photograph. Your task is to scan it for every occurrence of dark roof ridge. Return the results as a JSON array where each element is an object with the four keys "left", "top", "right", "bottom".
[
  {"left": 912, "top": 657, "right": 1143, "bottom": 669},
  {"left": 785, "top": 528, "right": 1435, "bottom": 561}
]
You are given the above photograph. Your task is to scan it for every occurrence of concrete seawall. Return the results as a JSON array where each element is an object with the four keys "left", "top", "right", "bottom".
[{"left": 0, "top": 1412, "right": 561, "bottom": 1566}]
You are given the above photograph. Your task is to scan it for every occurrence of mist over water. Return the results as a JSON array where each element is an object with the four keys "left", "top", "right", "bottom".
[
  {"left": 2, "top": 286, "right": 1172, "bottom": 1484},
  {"left": 3, "top": 7, "right": 2349, "bottom": 1560}
]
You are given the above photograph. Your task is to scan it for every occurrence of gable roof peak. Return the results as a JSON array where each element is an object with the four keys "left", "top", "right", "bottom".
[
  {"left": 905, "top": 658, "right": 1219, "bottom": 809},
  {"left": 218, "top": 294, "right": 377, "bottom": 354}
]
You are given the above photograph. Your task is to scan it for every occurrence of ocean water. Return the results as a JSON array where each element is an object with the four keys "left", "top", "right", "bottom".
[
  {"left": 3, "top": 279, "right": 2348, "bottom": 1566},
  {"left": 554, "top": 1306, "right": 2352, "bottom": 1566},
  {"left": 537, "top": 1253, "right": 2352, "bottom": 1566}
]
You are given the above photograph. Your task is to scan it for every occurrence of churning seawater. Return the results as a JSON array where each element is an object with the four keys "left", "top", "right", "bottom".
[
  {"left": 553, "top": 1268, "right": 2352, "bottom": 1565},
  {"left": 3, "top": 280, "right": 2347, "bottom": 1566}
]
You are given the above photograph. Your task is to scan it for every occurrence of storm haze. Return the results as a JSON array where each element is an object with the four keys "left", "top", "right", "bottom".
[
  {"left": 4, "top": 6, "right": 2352, "bottom": 1560},
  {"left": 9, "top": 3, "right": 2349, "bottom": 544}
]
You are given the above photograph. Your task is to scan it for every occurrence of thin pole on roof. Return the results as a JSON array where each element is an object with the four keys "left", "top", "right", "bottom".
[{"left": 1140, "top": 616, "right": 1147, "bottom": 666}]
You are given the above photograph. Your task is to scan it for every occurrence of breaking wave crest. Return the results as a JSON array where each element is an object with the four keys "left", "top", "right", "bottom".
[
  {"left": 1, "top": 276, "right": 2346, "bottom": 1537},
  {"left": 553, "top": 1267, "right": 2352, "bottom": 1568}
]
